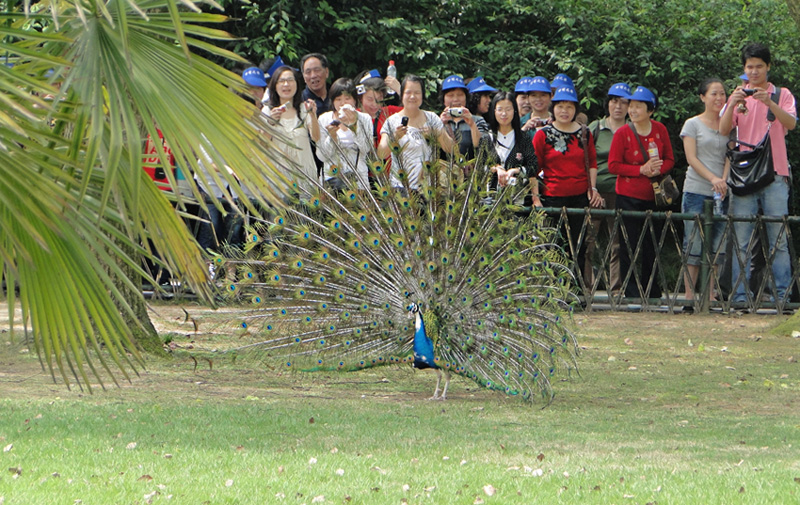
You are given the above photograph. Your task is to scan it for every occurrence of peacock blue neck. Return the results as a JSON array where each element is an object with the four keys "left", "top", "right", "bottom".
[{"left": 412, "top": 310, "right": 437, "bottom": 369}]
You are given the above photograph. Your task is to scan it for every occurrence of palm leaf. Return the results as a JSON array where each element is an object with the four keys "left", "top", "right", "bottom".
[{"left": 0, "top": 0, "right": 288, "bottom": 389}]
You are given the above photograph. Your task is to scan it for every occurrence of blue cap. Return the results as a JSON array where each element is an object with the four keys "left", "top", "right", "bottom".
[
  {"left": 626, "top": 86, "right": 657, "bottom": 108},
  {"left": 468, "top": 76, "right": 497, "bottom": 94},
  {"left": 515, "top": 76, "right": 533, "bottom": 93},
  {"left": 739, "top": 73, "right": 749, "bottom": 82},
  {"left": 607, "top": 82, "right": 630, "bottom": 98},
  {"left": 359, "top": 69, "right": 382, "bottom": 83},
  {"left": 242, "top": 67, "right": 267, "bottom": 87},
  {"left": 265, "top": 56, "right": 286, "bottom": 79},
  {"left": 551, "top": 73, "right": 574, "bottom": 89},
  {"left": 551, "top": 86, "right": 578, "bottom": 103},
  {"left": 442, "top": 74, "right": 468, "bottom": 92},
  {"left": 527, "top": 76, "right": 551, "bottom": 93}
]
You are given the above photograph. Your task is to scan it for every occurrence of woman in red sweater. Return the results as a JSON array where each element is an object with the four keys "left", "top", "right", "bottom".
[
  {"left": 608, "top": 86, "right": 674, "bottom": 300},
  {"left": 533, "top": 86, "right": 603, "bottom": 277}
]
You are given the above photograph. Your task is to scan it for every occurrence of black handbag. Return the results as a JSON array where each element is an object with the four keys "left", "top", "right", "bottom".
[
  {"left": 726, "top": 128, "right": 774, "bottom": 196},
  {"left": 726, "top": 87, "right": 782, "bottom": 196}
]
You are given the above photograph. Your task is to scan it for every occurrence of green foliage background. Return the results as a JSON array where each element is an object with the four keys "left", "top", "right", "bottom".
[{"left": 218, "top": 0, "right": 800, "bottom": 205}]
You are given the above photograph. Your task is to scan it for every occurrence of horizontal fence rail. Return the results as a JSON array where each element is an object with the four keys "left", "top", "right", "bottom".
[{"left": 541, "top": 203, "right": 800, "bottom": 314}]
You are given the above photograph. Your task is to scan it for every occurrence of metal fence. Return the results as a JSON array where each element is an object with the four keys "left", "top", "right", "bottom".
[{"left": 542, "top": 203, "right": 800, "bottom": 314}]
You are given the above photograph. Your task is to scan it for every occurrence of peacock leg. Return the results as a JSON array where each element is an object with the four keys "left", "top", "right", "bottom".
[
  {"left": 440, "top": 370, "right": 451, "bottom": 400},
  {"left": 429, "top": 369, "right": 443, "bottom": 400}
]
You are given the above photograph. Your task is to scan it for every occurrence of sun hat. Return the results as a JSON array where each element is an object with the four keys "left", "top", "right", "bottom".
[
  {"left": 514, "top": 76, "right": 533, "bottom": 93},
  {"left": 626, "top": 86, "right": 657, "bottom": 108},
  {"left": 550, "top": 73, "right": 575, "bottom": 90},
  {"left": 360, "top": 69, "right": 382, "bottom": 83},
  {"left": 526, "top": 76, "right": 551, "bottom": 94},
  {"left": 265, "top": 55, "right": 287, "bottom": 79},
  {"left": 551, "top": 86, "right": 578, "bottom": 103},
  {"left": 467, "top": 76, "right": 497, "bottom": 94},
  {"left": 442, "top": 74, "right": 468, "bottom": 92},
  {"left": 607, "top": 82, "right": 631, "bottom": 98},
  {"left": 242, "top": 67, "right": 267, "bottom": 87}
]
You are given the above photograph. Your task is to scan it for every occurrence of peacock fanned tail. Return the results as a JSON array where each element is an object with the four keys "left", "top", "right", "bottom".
[{"left": 209, "top": 150, "right": 580, "bottom": 404}]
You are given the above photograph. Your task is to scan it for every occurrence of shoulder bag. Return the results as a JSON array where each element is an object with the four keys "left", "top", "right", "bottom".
[{"left": 726, "top": 87, "right": 781, "bottom": 196}]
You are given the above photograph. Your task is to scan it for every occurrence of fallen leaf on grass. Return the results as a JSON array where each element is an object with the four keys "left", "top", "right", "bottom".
[
  {"left": 126, "top": 442, "right": 137, "bottom": 450},
  {"left": 225, "top": 479, "right": 233, "bottom": 487},
  {"left": 2, "top": 444, "right": 11, "bottom": 453},
  {"left": 335, "top": 469, "right": 344, "bottom": 476},
  {"left": 483, "top": 484, "right": 495, "bottom": 496},
  {"left": 739, "top": 486, "right": 745, "bottom": 493},
  {"left": 473, "top": 498, "right": 484, "bottom": 504},
  {"left": 138, "top": 475, "right": 153, "bottom": 481},
  {"left": 309, "top": 457, "right": 317, "bottom": 465},
  {"left": 624, "top": 338, "right": 634, "bottom": 346},
  {"left": 311, "top": 496, "right": 325, "bottom": 503},
  {"left": 537, "top": 453, "right": 545, "bottom": 462},
  {"left": 402, "top": 484, "right": 410, "bottom": 492}
]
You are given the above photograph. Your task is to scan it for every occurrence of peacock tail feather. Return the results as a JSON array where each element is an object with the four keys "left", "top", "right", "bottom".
[{"left": 206, "top": 149, "right": 579, "bottom": 403}]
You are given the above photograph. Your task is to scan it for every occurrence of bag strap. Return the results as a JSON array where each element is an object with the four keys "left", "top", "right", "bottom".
[
  {"left": 629, "top": 121, "right": 663, "bottom": 183},
  {"left": 627, "top": 121, "right": 649, "bottom": 164},
  {"left": 766, "top": 86, "right": 781, "bottom": 122},
  {"left": 580, "top": 125, "right": 591, "bottom": 179}
]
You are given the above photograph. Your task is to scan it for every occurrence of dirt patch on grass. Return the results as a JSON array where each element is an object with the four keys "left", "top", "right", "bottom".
[{"left": 1, "top": 300, "right": 795, "bottom": 408}]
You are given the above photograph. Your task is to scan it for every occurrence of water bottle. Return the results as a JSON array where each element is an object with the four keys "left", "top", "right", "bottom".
[
  {"left": 713, "top": 191, "right": 723, "bottom": 215},
  {"left": 386, "top": 60, "right": 397, "bottom": 95},
  {"left": 647, "top": 140, "right": 659, "bottom": 159}
]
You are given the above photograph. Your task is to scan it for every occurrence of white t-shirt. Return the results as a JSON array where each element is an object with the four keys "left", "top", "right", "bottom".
[
  {"left": 317, "top": 110, "right": 374, "bottom": 190},
  {"left": 380, "top": 110, "right": 444, "bottom": 190}
]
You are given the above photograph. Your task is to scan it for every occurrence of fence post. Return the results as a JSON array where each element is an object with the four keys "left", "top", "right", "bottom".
[{"left": 699, "top": 199, "right": 714, "bottom": 313}]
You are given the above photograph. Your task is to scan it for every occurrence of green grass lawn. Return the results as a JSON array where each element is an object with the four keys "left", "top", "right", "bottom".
[{"left": 1, "top": 307, "right": 799, "bottom": 504}]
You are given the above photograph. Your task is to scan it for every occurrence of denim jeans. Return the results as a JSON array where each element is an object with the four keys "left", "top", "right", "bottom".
[
  {"left": 728, "top": 177, "right": 791, "bottom": 302},
  {"left": 682, "top": 192, "right": 727, "bottom": 267}
]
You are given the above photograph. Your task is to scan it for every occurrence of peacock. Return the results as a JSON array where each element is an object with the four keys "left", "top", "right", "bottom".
[{"left": 206, "top": 141, "right": 580, "bottom": 404}]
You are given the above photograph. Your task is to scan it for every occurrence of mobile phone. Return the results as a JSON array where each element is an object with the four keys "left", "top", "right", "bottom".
[
  {"left": 330, "top": 119, "right": 341, "bottom": 127},
  {"left": 743, "top": 88, "right": 756, "bottom": 96},
  {"left": 401, "top": 116, "right": 409, "bottom": 127}
]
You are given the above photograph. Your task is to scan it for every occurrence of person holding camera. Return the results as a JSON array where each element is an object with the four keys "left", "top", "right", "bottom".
[
  {"left": 262, "top": 65, "right": 320, "bottom": 194},
  {"left": 317, "top": 78, "right": 374, "bottom": 191},
  {"left": 438, "top": 75, "right": 484, "bottom": 161},
  {"left": 719, "top": 42, "right": 797, "bottom": 305},
  {"left": 377, "top": 75, "right": 454, "bottom": 192},
  {"left": 520, "top": 76, "right": 553, "bottom": 141}
]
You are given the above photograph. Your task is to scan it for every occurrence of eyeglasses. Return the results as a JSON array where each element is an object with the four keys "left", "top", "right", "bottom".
[
  {"left": 303, "top": 67, "right": 325, "bottom": 76},
  {"left": 277, "top": 78, "right": 295, "bottom": 84},
  {"left": 494, "top": 107, "right": 514, "bottom": 114}
]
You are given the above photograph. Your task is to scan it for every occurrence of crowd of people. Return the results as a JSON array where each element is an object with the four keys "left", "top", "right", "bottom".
[{"left": 150, "top": 43, "right": 796, "bottom": 305}]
